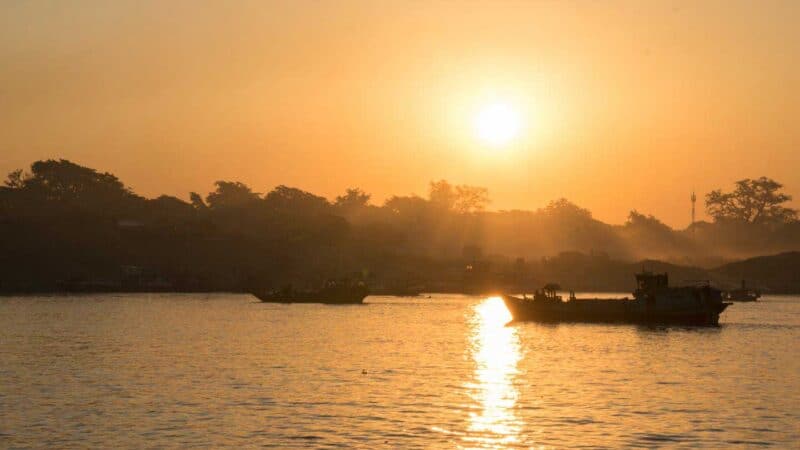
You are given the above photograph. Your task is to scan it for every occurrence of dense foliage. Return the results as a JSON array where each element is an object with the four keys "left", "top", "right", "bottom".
[{"left": 1, "top": 159, "right": 798, "bottom": 293}]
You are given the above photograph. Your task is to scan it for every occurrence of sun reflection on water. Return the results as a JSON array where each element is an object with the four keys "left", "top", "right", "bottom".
[{"left": 463, "top": 296, "right": 522, "bottom": 448}]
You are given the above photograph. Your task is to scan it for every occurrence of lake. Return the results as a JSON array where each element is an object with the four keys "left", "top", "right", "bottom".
[{"left": 1, "top": 293, "right": 798, "bottom": 448}]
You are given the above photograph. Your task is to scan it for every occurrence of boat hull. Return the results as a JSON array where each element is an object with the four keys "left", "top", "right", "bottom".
[
  {"left": 252, "top": 291, "right": 368, "bottom": 304},
  {"left": 725, "top": 293, "right": 759, "bottom": 302},
  {"left": 503, "top": 295, "right": 730, "bottom": 326}
]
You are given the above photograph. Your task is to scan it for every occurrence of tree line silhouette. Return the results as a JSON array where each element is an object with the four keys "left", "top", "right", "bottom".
[{"left": 1, "top": 159, "right": 798, "bottom": 293}]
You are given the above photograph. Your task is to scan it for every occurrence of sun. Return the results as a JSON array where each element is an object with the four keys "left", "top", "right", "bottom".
[{"left": 474, "top": 102, "right": 521, "bottom": 147}]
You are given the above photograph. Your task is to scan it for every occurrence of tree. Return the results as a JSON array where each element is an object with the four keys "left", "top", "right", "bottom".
[
  {"left": 429, "top": 180, "right": 456, "bottom": 210},
  {"left": 335, "top": 188, "right": 371, "bottom": 210},
  {"left": 189, "top": 192, "right": 207, "bottom": 210},
  {"left": 384, "top": 195, "right": 428, "bottom": 216},
  {"left": 18, "top": 159, "right": 134, "bottom": 202},
  {"left": 263, "top": 185, "right": 329, "bottom": 214},
  {"left": 706, "top": 177, "right": 797, "bottom": 225},
  {"left": 205, "top": 181, "right": 259, "bottom": 210},
  {"left": 2, "top": 159, "right": 140, "bottom": 216},
  {"left": 454, "top": 185, "right": 489, "bottom": 213},
  {"left": 4, "top": 169, "right": 26, "bottom": 189},
  {"left": 625, "top": 210, "right": 672, "bottom": 233},
  {"left": 429, "top": 180, "right": 490, "bottom": 213},
  {"left": 541, "top": 198, "right": 592, "bottom": 221},
  {"left": 623, "top": 210, "right": 679, "bottom": 252},
  {"left": 148, "top": 195, "right": 195, "bottom": 221}
]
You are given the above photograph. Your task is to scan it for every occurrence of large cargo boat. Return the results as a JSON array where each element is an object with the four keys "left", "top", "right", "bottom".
[{"left": 503, "top": 272, "right": 731, "bottom": 326}]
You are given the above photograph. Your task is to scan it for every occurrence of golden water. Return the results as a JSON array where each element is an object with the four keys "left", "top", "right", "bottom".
[{"left": 1, "top": 294, "right": 798, "bottom": 448}]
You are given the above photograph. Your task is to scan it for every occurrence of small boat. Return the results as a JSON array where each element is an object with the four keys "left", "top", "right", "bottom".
[
  {"left": 370, "top": 286, "right": 423, "bottom": 297},
  {"left": 503, "top": 272, "right": 731, "bottom": 326},
  {"left": 252, "top": 279, "right": 369, "bottom": 304},
  {"left": 724, "top": 280, "right": 761, "bottom": 302}
]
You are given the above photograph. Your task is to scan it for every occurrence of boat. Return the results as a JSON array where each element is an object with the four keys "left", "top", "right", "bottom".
[
  {"left": 370, "top": 286, "right": 424, "bottom": 297},
  {"left": 503, "top": 272, "right": 731, "bottom": 326},
  {"left": 251, "top": 279, "right": 369, "bottom": 304},
  {"left": 723, "top": 280, "right": 761, "bottom": 302}
]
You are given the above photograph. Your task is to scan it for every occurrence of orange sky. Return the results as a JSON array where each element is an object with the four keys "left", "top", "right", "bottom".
[{"left": 1, "top": 1, "right": 798, "bottom": 227}]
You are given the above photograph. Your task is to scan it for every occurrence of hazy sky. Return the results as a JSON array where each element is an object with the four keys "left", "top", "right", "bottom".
[{"left": 2, "top": 0, "right": 798, "bottom": 226}]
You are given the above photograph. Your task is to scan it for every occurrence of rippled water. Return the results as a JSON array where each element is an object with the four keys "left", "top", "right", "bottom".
[{"left": 1, "top": 293, "right": 798, "bottom": 448}]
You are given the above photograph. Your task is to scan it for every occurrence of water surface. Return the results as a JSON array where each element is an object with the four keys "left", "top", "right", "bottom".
[{"left": 1, "top": 294, "right": 798, "bottom": 448}]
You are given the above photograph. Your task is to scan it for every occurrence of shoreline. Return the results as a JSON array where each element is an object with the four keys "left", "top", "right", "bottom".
[{"left": 3, "top": 289, "right": 800, "bottom": 296}]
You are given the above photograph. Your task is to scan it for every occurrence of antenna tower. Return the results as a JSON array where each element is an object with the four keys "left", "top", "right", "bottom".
[{"left": 690, "top": 191, "right": 697, "bottom": 237}]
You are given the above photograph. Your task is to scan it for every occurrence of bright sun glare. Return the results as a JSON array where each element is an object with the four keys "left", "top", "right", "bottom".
[{"left": 474, "top": 102, "right": 521, "bottom": 147}]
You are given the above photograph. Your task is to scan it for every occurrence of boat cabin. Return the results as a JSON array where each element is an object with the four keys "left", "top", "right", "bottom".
[
  {"left": 636, "top": 271, "right": 669, "bottom": 292},
  {"left": 533, "top": 283, "right": 563, "bottom": 302}
]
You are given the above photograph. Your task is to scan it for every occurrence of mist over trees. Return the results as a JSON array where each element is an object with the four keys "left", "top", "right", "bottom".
[
  {"left": 1, "top": 159, "right": 798, "bottom": 293},
  {"left": 428, "top": 180, "right": 490, "bottom": 213}
]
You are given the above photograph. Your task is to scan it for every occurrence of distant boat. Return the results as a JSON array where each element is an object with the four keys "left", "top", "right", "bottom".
[
  {"left": 724, "top": 280, "right": 761, "bottom": 302},
  {"left": 370, "top": 286, "right": 423, "bottom": 297},
  {"left": 252, "top": 280, "right": 369, "bottom": 304},
  {"left": 503, "top": 272, "right": 731, "bottom": 326}
]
